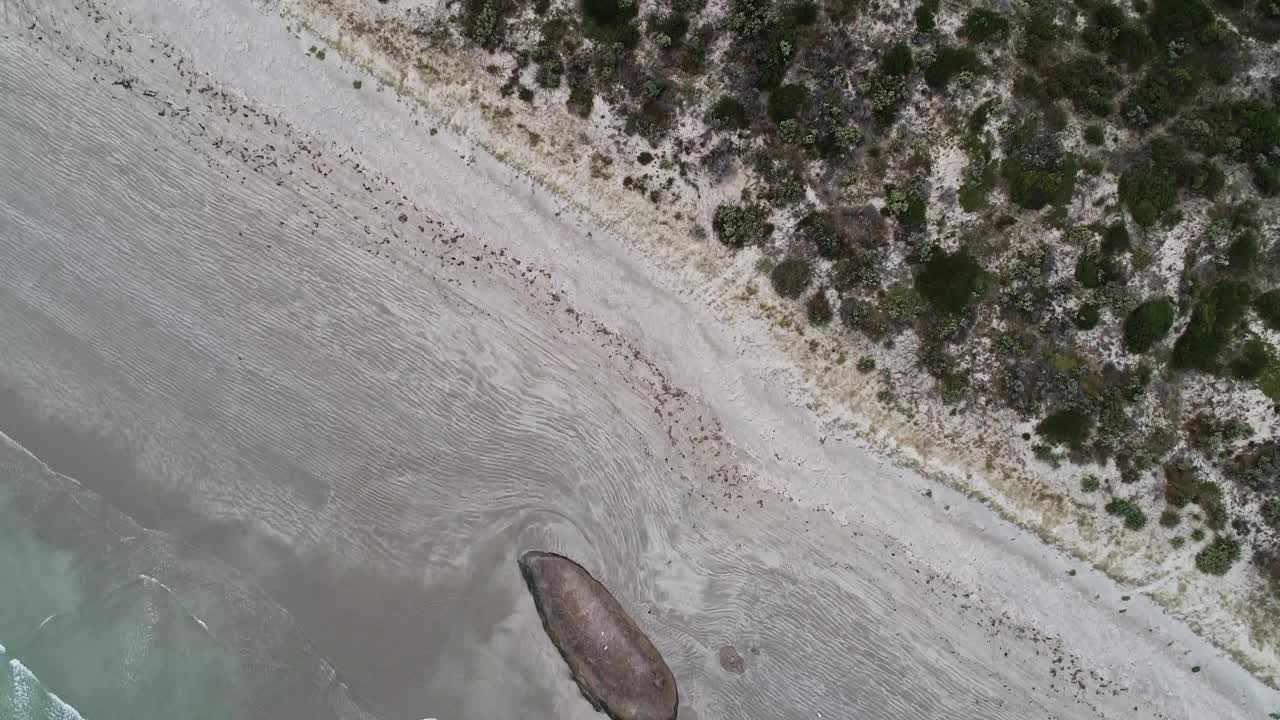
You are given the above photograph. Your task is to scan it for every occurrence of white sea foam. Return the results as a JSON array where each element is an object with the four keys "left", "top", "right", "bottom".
[{"left": 5, "top": 658, "right": 87, "bottom": 720}]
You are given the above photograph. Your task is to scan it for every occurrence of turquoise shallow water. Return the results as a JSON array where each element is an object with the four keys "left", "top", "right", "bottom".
[{"left": 0, "top": 433, "right": 371, "bottom": 720}]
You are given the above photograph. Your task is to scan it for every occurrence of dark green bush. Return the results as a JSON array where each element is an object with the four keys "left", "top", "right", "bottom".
[
  {"left": 788, "top": 0, "right": 819, "bottom": 25},
  {"left": 1160, "top": 508, "right": 1182, "bottom": 527},
  {"left": 884, "top": 184, "right": 928, "bottom": 231},
  {"left": 1123, "top": 297, "right": 1175, "bottom": 353},
  {"left": 880, "top": 41, "right": 914, "bottom": 77},
  {"left": 1075, "top": 253, "right": 1120, "bottom": 288},
  {"left": 1017, "top": 0, "right": 1061, "bottom": 66},
  {"left": 1085, "top": 2, "right": 1156, "bottom": 68},
  {"left": 462, "top": 0, "right": 513, "bottom": 49},
  {"left": 914, "top": 3, "right": 936, "bottom": 32},
  {"left": 1118, "top": 138, "right": 1194, "bottom": 226},
  {"left": 712, "top": 204, "right": 772, "bottom": 247},
  {"left": 1081, "top": 475, "right": 1102, "bottom": 492},
  {"left": 1230, "top": 337, "right": 1272, "bottom": 380},
  {"left": 708, "top": 96, "right": 748, "bottom": 129},
  {"left": 767, "top": 83, "right": 809, "bottom": 122},
  {"left": 1102, "top": 222, "right": 1131, "bottom": 254},
  {"left": 915, "top": 248, "right": 985, "bottom": 314},
  {"left": 1164, "top": 458, "right": 1200, "bottom": 507},
  {"left": 582, "top": 0, "right": 641, "bottom": 45},
  {"left": 797, "top": 211, "right": 842, "bottom": 259},
  {"left": 1262, "top": 497, "right": 1280, "bottom": 530},
  {"left": 771, "top": 257, "right": 813, "bottom": 298},
  {"left": 1121, "top": 65, "right": 1201, "bottom": 129},
  {"left": 925, "top": 46, "right": 981, "bottom": 90},
  {"left": 806, "top": 291, "right": 833, "bottom": 325},
  {"left": 1226, "top": 231, "right": 1260, "bottom": 271},
  {"left": 1172, "top": 280, "right": 1251, "bottom": 371},
  {"left": 1037, "top": 408, "right": 1094, "bottom": 448},
  {"left": 1042, "top": 54, "right": 1122, "bottom": 117},
  {"left": 1256, "top": 289, "right": 1280, "bottom": 330},
  {"left": 646, "top": 11, "right": 690, "bottom": 46},
  {"left": 727, "top": 0, "right": 802, "bottom": 88},
  {"left": 1106, "top": 497, "right": 1149, "bottom": 530},
  {"left": 1084, "top": 125, "right": 1106, "bottom": 146},
  {"left": 1001, "top": 121, "right": 1078, "bottom": 210},
  {"left": 1075, "top": 303, "right": 1102, "bottom": 330},
  {"left": 962, "top": 8, "right": 1011, "bottom": 43},
  {"left": 830, "top": 253, "right": 880, "bottom": 291},
  {"left": 1195, "top": 535, "right": 1241, "bottom": 575}
]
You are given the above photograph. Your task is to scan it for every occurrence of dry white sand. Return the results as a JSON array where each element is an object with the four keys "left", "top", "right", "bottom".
[{"left": 4, "top": 0, "right": 1278, "bottom": 717}]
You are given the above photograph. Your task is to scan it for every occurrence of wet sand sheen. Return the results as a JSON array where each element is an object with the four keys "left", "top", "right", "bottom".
[{"left": 0, "top": 2, "right": 1273, "bottom": 719}]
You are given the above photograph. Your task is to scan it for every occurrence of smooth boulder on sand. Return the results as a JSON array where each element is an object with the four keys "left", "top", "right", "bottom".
[{"left": 518, "top": 551, "right": 678, "bottom": 720}]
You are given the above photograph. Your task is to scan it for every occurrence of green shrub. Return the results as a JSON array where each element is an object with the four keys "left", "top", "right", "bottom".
[
  {"left": 840, "top": 297, "right": 883, "bottom": 338},
  {"left": 1084, "top": 125, "right": 1106, "bottom": 146},
  {"left": 1226, "top": 231, "right": 1260, "bottom": 272},
  {"left": 1122, "top": 65, "right": 1202, "bottom": 129},
  {"left": 915, "top": 248, "right": 985, "bottom": 315},
  {"left": 1102, "top": 222, "right": 1131, "bottom": 254},
  {"left": 1160, "top": 508, "right": 1182, "bottom": 527},
  {"left": 1075, "top": 253, "right": 1120, "bottom": 288},
  {"left": 1017, "top": 0, "right": 1061, "bottom": 66},
  {"left": 1118, "top": 138, "right": 1195, "bottom": 226},
  {"left": 712, "top": 204, "right": 772, "bottom": 247},
  {"left": 1230, "top": 337, "right": 1273, "bottom": 380},
  {"left": 1001, "top": 121, "right": 1078, "bottom": 210},
  {"left": 727, "top": 0, "right": 802, "bottom": 88},
  {"left": 1081, "top": 474, "right": 1102, "bottom": 492},
  {"left": 1123, "top": 297, "right": 1175, "bottom": 353},
  {"left": 1172, "top": 280, "right": 1251, "bottom": 372},
  {"left": 767, "top": 83, "right": 809, "bottom": 122},
  {"left": 884, "top": 184, "right": 928, "bottom": 231},
  {"left": 1257, "top": 290, "right": 1280, "bottom": 331},
  {"left": 1075, "top": 303, "right": 1102, "bottom": 330},
  {"left": 1164, "top": 458, "right": 1201, "bottom": 507},
  {"left": 771, "top": 257, "right": 813, "bottom": 298},
  {"left": 925, "top": 46, "right": 981, "bottom": 90},
  {"left": 830, "top": 253, "right": 880, "bottom": 291},
  {"left": 788, "top": 0, "right": 819, "bottom": 25},
  {"left": 462, "top": 0, "right": 513, "bottom": 49},
  {"left": 806, "top": 291, "right": 833, "bottom": 325},
  {"left": 708, "top": 96, "right": 748, "bottom": 129},
  {"left": 962, "top": 8, "right": 1011, "bottom": 43},
  {"left": 1195, "top": 535, "right": 1241, "bottom": 575},
  {"left": 1191, "top": 527, "right": 1206, "bottom": 541},
  {"left": 856, "top": 356, "right": 876, "bottom": 373},
  {"left": 798, "top": 211, "right": 843, "bottom": 259},
  {"left": 1085, "top": 2, "right": 1155, "bottom": 68},
  {"left": 582, "top": 0, "right": 641, "bottom": 45},
  {"left": 1037, "top": 408, "right": 1094, "bottom": 449},
  {"left": 914, "top": 1, "right": 937, "bottom": 32},
  {"left": 1262, "top": 497, "right": 1280, "bottom": 530},
  {"left": 1106, "top": 497, "right": 1149, "bottom": 530},
  {"left": 1042, "top": 54, "right": 1122, "bottom": 117},
  {"left": 880, "top": 41, "right": 914, "bottom": 77}
]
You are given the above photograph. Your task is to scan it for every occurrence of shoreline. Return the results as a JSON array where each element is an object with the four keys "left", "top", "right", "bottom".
[{"left": 5, "top": 0, "right": 1278, "bottom": 716}]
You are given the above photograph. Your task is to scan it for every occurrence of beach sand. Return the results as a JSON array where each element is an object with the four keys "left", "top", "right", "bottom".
[{"left": 0, "top": 0, "right": 1276, "bottom": 718}]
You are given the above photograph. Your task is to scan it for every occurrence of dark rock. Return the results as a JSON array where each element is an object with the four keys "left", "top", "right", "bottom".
[
  {"left": 518, "top": 551, "right": 678, "bottom": 720},
  {"left": 718, "top": 645, "right": 745, "bottom": 674}
]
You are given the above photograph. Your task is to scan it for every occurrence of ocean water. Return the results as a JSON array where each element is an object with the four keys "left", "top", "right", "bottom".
[{"left": 0, "top": 433, "right": 371, "bottom": 720}]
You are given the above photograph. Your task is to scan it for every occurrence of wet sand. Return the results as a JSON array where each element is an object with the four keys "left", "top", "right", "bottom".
[{"left": 0, "top": 1, "right": 1276, "bottom": 718}]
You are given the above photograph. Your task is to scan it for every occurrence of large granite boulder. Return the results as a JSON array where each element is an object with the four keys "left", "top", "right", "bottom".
[{"left": 518, "top": 551, "right": 678, "bottom": 720}]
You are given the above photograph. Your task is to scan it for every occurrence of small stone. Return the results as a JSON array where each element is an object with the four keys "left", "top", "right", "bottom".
[{"left": 718, "top": 646, "right": 746, "bottom": 674}]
